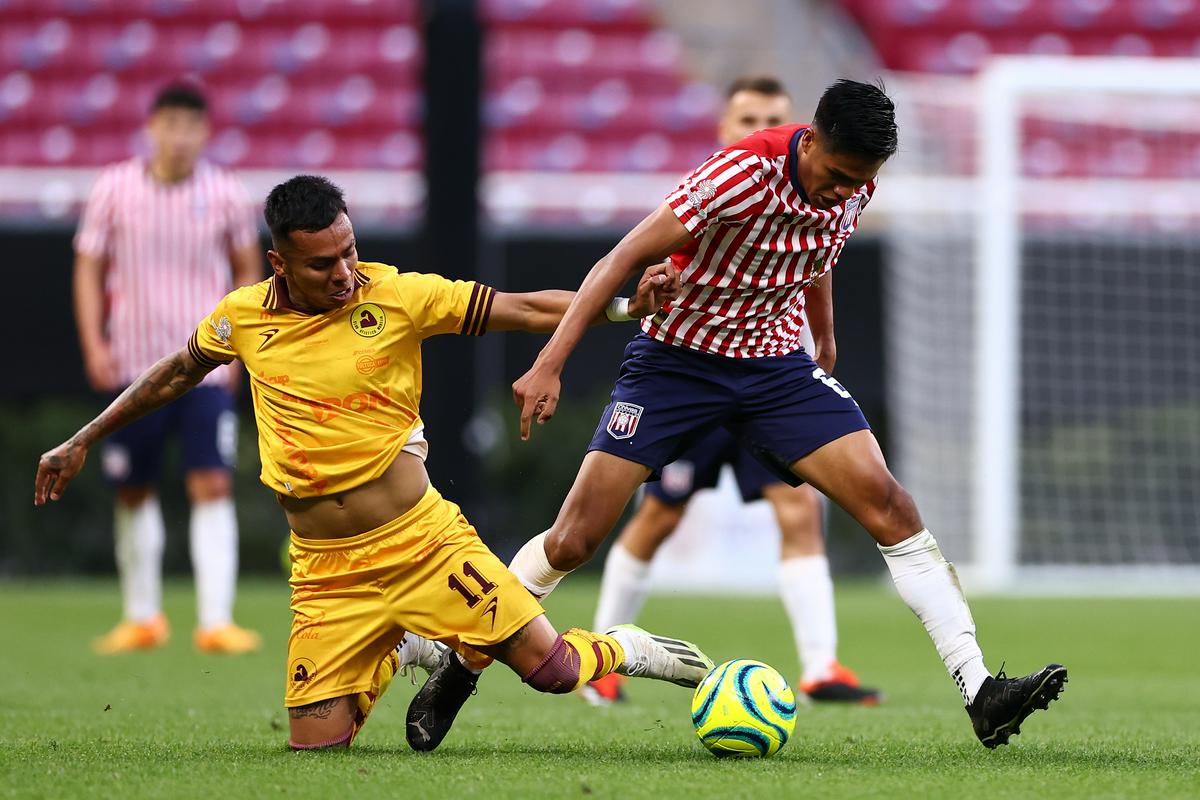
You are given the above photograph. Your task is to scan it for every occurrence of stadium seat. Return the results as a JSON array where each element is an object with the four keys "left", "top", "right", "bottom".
[{"left": 0, "top": 2, "right": 422, "bottom": 169}]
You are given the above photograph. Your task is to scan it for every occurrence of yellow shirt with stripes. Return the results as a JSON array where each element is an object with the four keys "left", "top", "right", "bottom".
[{"left": 188, "top": 261, "right": 494, "bottom": 497}]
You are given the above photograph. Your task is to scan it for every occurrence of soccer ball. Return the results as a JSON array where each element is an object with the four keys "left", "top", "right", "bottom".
[{"left": 691, "top": 659, "right": 797, "bottom": 758}]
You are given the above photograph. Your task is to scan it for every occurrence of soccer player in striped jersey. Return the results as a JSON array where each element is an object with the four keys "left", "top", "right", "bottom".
[
  {"left": 504, "top": 80, "right": 1066, "bottom": 748},
  {"left": 36, "top": 175, "right": 712, "bottom": 752},
  {"left": 73, "top": 83, "right": 263, "bottom": 655},
  {"left": 582, "top": 75, "right": 880, "bottom": 708}
]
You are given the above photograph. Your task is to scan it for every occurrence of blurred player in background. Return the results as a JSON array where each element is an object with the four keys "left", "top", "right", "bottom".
[
  {"left": 582, "top": 75, "right": 881, "bottom": 707},
  {"left": 504, "top": 79, "right": 1066, "bottom": 749},
  {"left": 72, "top": 83, "right": 263, "bottom": 655},
  {"left": 39, "top": 175, "right": 711, "bottom": 752}
]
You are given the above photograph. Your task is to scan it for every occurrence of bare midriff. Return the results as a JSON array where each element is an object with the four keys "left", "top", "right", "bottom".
[{"left": 278, "top": 451, "right": 430, "bottom": 539}]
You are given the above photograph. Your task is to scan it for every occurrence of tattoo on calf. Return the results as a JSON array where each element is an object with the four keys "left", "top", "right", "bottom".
[{"left": 288, "top": 698, "right": 343, "bottom": 720}]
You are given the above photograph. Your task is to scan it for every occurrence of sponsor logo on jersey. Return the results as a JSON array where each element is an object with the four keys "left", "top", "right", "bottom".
[
  {"left": 606, "top": 402, "right": 644, "bottom": 440},
  {"left": 273, "top": 415, "right": 328, "bottom": 494},
  {"left": 258, "top": 370, "right": 290, "bottom": 386},
  {"left": 355, "top": 354, "right": 390, "bottom": 375},
  {"left": 305, "top": 387, "right": 394, "bottom": 423},
  {"left": 350, "top": 303, "right": 386, "bottom": 337},
  {"left": 212, "top": 315, "right": 233, "bottom": 344}
]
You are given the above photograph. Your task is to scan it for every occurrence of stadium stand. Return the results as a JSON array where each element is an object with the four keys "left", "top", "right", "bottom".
[
  {"left": 840, "top": 0, "right": 1200, "bottom": 73},
  {"left": 0, "top": 0, "right": 423, "bottom": 170},
  {"left": 838, "top": 0, "right": 1200, "bottom": 181},
  {"left": 479, "top": 0, "right": 722, "bottom": 225}
]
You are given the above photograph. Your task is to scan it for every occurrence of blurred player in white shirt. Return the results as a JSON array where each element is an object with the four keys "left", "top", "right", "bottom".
[
  {"left": 73, "top": 83, "right": 263, "bottom": 654},
  {"left": 582, "top": 76, "right": 880, "bottom": 706}
]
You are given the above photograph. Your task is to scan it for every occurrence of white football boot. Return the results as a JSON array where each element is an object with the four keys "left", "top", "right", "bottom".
[
  {"left": 606, "top": 624, "right": 714, "bottom": 688},
  {"left": 396, "top": 633, "right": 449, "bottom": 684}
]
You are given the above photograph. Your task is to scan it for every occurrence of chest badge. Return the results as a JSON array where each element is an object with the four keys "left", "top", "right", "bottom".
[
  {"left": 840, "top": 195, "right": 862, "bottom": 232},
  {"left": 350, "top": 303, "right": 386, "bottom": 338}
]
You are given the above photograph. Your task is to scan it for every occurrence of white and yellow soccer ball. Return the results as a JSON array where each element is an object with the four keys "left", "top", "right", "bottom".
[{"left": 691, "top": 659, "right": 797, "bottom": 758}]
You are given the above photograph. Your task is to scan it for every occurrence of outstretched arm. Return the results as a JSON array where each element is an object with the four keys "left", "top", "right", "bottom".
[
  {"left": 511, "top": 204, "right": 693, "bottom": 439},
  {"left": 35, "top": 348, "right": 214, "bottom": 505},
  {"left": 486, "top": 262, "right": 681, "bottom": 333}
]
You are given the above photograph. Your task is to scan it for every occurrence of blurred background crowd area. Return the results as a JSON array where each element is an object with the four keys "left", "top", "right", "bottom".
[{"left": 2, "top": 0, "right": 1198, "bottom": 588}]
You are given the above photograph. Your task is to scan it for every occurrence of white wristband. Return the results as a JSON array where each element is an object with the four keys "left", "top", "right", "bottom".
[{"left": 605, "top": 296, "right": 634, "bottom": 322}]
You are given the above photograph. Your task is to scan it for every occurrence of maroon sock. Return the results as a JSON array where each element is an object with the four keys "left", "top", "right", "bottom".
[{"left": 522, "top": 635, "right": 580, "bottom": 694}]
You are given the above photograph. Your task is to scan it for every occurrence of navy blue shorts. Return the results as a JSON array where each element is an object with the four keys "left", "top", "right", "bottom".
[
  {"left": 644, "top": 428, "right": 779, "bottom": 505},
  {"left": 100, "top": 386, "right": 238, "bottom": 486},
  {"left": 589, "top": 335, "right": 869, "bottom": 490}
]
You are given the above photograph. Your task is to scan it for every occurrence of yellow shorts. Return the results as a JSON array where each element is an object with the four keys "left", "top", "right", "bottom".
[{"left": 284, "top": 483, "right": 544, "bottom": 708}]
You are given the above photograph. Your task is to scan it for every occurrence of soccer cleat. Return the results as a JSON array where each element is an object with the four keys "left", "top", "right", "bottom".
[
  {"left": 193, "top": 623, "right": 262, "bottom": 654},
  {"left": 406, "top": 647, "right": 479, "bottom": 752},
  {"left": 578, "top": 672, "right": 627, "bottom": 707},
  {"left": 967, "top": 663, "right": 1068, "bottom": 748},
  {"left": 800, "top": 662, "right": 883, "bottom": 705},
  {"left": 92, "top": 614, "right": 169, "bottom": 655},
  {"left": 605, "top": 624, "right": 714, "bottom": 688},
  {"left": 397, "top": 635, "right": 449, "bottom": 685}
]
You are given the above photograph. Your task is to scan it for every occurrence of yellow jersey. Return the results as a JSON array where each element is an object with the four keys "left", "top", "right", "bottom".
[{"left": 188, "top": 261, "right": 494, "bottom": 497}]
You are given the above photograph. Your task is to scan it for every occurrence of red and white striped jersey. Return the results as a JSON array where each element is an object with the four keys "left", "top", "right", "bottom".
[
  {"left": 646, "top": 124, "right": 876, "bottom": 359},
  {"left": 75, "top": 158, "right": 259, "bottom": 388}
]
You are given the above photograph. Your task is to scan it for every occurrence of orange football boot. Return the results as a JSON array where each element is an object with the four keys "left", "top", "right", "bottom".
[
  {"left": 800, "top": 662, "right": 883, "bottom": 705},
  {"left": 92, "top": 614, "right": 169, "bottom": 655},
  {"left": 194, "top": 623, "right": 262, "bottom": 654},
  {"left": 578, "top": 672, "right": 627, "bottom": 706}
]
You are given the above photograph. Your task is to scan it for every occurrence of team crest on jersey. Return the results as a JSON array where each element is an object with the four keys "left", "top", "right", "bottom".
[
  {"left": 840, "top": 195, "right": 862, "bottom": 232},
  {"left": 350, "top": 303, "right": 386, "bottom": 337},
  {"left": 606, "top": 402, "right": 643, "bottom": 440},
  {"left": 686, "top": 179, "right": 717, "bottom": 211},
  {"left": 211, "top": 316, "right": 232, "bottom": 344}
]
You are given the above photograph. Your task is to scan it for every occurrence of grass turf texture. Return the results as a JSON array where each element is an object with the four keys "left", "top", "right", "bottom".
[{"left": 1, "top": 578, "right": 1197, "bottom": 799}]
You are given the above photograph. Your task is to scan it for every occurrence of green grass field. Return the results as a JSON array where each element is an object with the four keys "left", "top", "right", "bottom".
[{"left": 1, "top": 577, "right": 1197, "bottom": 799}]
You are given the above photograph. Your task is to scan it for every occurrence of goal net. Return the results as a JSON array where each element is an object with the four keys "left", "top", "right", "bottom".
[{"left": 883, "top": 57, "right": 1200, "bottom": 594}]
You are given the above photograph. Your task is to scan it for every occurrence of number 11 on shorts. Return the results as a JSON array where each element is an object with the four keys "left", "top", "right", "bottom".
[{"left": 448, "top": 561, "right": 498, "bottom": 608}]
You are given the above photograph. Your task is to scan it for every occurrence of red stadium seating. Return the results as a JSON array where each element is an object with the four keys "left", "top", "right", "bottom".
[
  {"left": 480, "top": 0, "right": 718, "bottom": 175},
  {"left": 0, "top": 2, "right": 422, "bottom": 168},
  {"left": 838, "top": 0, "right": 1200, "bottom": 180}
]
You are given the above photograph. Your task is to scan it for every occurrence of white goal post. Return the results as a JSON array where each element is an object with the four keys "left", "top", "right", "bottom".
[{"left": 886, "top": 57, "right": 1200, "bottom": 594}]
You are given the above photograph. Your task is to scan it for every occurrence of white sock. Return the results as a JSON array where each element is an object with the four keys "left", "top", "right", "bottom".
[
  {"left": 189, "top": 497, "right": 238, "bottom": 630},
  {"left": 779, "top": 555, "right": 838, "bottom": 684},
  {"left": 593, "top": 543, "right": 652, "bottom": 631},
  {"left": 508, "top": 532, "right": 571, "bottom": 599},
  {"left": 879, "top": 529, "right": 990, "bottom": 704},
  {"left": 114, "top": 496, "right": 165, "bottom": 623}
]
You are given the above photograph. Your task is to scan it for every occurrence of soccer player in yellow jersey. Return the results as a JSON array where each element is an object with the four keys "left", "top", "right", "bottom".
[{"left": 35, "top": 175, "right": 713, "bottom": 752}]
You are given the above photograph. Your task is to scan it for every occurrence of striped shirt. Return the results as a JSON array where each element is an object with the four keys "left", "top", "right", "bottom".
[
  {"left": 74, "top": 158, "right": 259, "bottom": 388},
  {"left": 646, "top": 124, "right": 876, "bottom": 359}
]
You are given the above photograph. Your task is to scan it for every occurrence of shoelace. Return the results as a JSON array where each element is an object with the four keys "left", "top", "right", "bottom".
[
  {"left": 397, "top": 663, "right": 422, "bottom": 686},
  {"left": 994, "top": 660, "right": 1008, "bottom": 682}
]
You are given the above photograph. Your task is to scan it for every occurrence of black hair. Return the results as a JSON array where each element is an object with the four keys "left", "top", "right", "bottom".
[
  {"left": 264, "top": 175, "right": 349, "bottom": 244},
  {"left": 725, "top": 75, "right": 789, "bottom": 99},
  {"left": 150, "top": 82, "right": 207, "bottom": 114},
  {"left": 812, "top": 79, "right": 898, "bottom": 161}
]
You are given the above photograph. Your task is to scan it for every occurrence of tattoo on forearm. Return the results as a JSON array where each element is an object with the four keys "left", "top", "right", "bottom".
[
  {"left": 288, "top": 698, "right": 343, "bottom": 720},
  {"left": 76, "top": 351, "right": 206, "bottom": 446}
]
